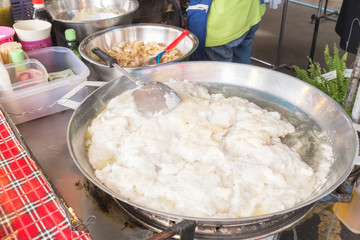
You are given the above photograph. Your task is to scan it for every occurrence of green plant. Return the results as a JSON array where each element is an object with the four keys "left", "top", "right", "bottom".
[{"left": 294, "top": 44, "right": 352, "bottom": 115}]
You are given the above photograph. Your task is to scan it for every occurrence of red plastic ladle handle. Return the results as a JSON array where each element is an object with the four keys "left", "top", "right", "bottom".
[{"left": 164, "top": 29, "right": 190, "bottom": 52}]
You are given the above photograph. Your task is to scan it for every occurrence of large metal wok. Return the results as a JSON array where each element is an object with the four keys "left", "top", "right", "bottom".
[{"left": 67, "top": 62, "right": 358, "bottom": 239}]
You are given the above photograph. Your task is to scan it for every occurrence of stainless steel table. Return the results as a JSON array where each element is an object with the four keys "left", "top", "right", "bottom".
[{"left": 16, "top": 109, "right": 155, "bottom": 240}]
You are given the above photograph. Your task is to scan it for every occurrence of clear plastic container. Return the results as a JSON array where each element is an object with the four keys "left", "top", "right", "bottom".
[
  {"left": 0, "top": 46, "right": 90, "bottom": 124},
  {"left": 4, "top": 58, "right": 48, "bottom": 90}
]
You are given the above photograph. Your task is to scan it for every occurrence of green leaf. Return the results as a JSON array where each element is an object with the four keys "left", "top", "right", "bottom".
[{"left": 293, "top": 43, "right": 352, "bottom": 116}]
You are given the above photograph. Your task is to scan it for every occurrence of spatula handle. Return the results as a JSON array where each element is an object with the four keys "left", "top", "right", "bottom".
[
  {"left": 92, "top": 47, "right": 117, "bottom": 68},
  {"left": 91, "top": 47, "right": 139, "bottom": 85},
  {"left": 164, "top": 30, "right": 189, "bottom": 52}
]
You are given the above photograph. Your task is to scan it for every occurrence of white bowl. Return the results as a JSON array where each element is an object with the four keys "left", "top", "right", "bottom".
[{"left": 13, "top": 20, "right": 52, "bottom": 42}]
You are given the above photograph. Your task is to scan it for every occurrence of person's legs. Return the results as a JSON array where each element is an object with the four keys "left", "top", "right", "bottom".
[
  {"left": 204, "top": 22, "right": 260, "bottom": 63},
  {"left": 204, "top": 42, "right": 233, "bottom": 61},
  {"left": 232, "top": 23, "right": 260, "bottom": 64}
]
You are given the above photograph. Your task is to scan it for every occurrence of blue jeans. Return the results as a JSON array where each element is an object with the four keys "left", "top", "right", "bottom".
[{"left": 204, "top": 22, "right": 260, "bottom": 64}]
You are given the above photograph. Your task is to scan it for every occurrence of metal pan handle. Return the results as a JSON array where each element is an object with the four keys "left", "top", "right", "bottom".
[
  {"left": 352, "top": 123, "right": 360, "bottom": 165},
  {"left": 148, "top": 220, "right": 196, "bottom": 240},
  {"left": 57, "top": 81, "right": 106, "bottom": 110}
]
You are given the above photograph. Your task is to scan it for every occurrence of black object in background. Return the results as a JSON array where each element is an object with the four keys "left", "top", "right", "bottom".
[
  {"left": 335, "top": 0, "right": 360, "bottom": 54},
  {"left": 161, "top": 0, "right": 182, "bottom": 27},
  {"left": 132, "top": 0, "right": 183, "bottom": 27}
]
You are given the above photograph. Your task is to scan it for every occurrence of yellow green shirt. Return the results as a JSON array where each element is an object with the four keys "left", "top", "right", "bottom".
[{"left": 205, "top": 0, "right": 266, "bottom": 47}]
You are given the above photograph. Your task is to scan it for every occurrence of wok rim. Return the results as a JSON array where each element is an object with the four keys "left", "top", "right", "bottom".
[{"left": 67, "top": 61, "right": 358, "bottom": 223}]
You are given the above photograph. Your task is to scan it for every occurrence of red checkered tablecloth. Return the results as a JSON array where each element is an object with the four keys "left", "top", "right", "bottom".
[{"left": 0, "top": 110, "right": 92, "bottom": 240}]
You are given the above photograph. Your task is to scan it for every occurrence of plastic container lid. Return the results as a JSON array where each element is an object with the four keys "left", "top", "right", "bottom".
[
  {"left": 65, "top": 29, "right": 76, "bottom": 41},
  {"left": 0, "top": 26, "right": 15, "bottom": 45}
]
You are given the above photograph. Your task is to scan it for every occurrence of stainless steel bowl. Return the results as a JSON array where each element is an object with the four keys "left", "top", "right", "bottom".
[
  {"left": 45, "top": 0, "right": 139, "bottom": 46},
  {"left": 79, "top": 23, "right": 199, "bottom": 81}
]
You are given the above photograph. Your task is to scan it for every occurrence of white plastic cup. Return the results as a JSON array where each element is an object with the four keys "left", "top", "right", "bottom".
[{"left": 13, "top": 20, "right": 51, "bottom": 42}]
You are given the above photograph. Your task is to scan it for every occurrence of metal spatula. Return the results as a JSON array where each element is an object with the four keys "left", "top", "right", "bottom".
[{"left": 92, "top": 47, "right": 181, "bottom": 117}]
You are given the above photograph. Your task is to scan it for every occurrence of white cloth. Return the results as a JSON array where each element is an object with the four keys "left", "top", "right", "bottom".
[{"left": 265, "top": 0, "right": 282, "bottom": 9}]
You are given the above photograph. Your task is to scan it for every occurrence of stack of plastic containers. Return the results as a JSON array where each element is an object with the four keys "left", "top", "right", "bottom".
[{"left": 0, "top": 46, "right": 90, "bottom": 124}]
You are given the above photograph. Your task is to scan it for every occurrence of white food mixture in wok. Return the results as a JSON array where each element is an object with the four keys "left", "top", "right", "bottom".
[{"left": 86, "top": 79, "right": 333, "bottom": 218}]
